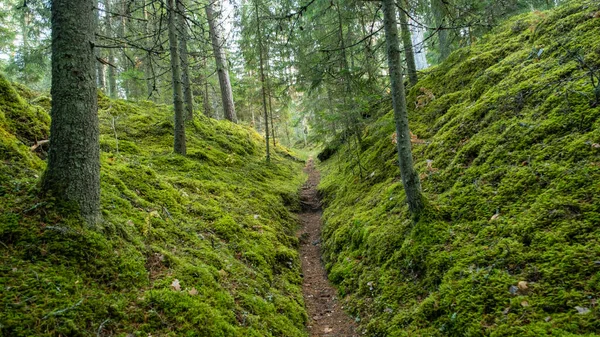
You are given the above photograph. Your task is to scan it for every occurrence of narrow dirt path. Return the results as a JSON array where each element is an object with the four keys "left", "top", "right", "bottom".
[{"left": 297, "top": 158, "right": 358, "bottom": 337}]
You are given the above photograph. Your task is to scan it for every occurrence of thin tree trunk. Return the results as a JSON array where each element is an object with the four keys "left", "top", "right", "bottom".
[
  {"left": 265, "top": 43, "right": 276, "bottom": 147},
  {"left": 177, "top": 0, "right": 194, "bottom": 120},
  {"left": 168, "top": 0, "right": 186, "bottom": 155},
  {"left": 382, "top": 0, "right": 424, "bottom": 215},
  {"left": 205, "top": 0, "right": 237, "bottom": 123},
  {"left": 201, "top": 57, "right": 213, "bottom": 117},
  {"left": 254, "top": 0, "right": 270, "bottom": 162},
  {"left": 105, "top": 0, "right": 117, "bottom": 98},
  {"left": 335, "top": 1, "right": 363, "bottom": 146},
  {"left": 43, "top": 0, "right": 100, "bottom": 224},
  {"left": 95, "top": 5, "right": 106, "bottom": 91},
  {"left": 432, "top": 0, "right": 450, "bottom": 62},
  {"left": 398, "top": 1, "right": 418, "bottom": 87},
  {"left": 143, "top": 0, "right": 154, "bottom": 98},
  {"left": 119, "top": 1, "right": 132, "bottom": 99}
]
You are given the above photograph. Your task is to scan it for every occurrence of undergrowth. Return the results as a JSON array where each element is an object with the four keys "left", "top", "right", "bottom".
[
  {"left": 318, "top": 1, "right": 600, "bottom": 336},
  {"left": 0, "top": 75, "right": 308, "bottom": 336}
]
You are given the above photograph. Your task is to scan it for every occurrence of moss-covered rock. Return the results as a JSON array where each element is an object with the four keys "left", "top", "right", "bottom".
[
  {"left": 318, "top": 1, "right": 600, "bottom": 336},
  {"left": 0, "top": 75, "right": 308, "bottom": 336}
]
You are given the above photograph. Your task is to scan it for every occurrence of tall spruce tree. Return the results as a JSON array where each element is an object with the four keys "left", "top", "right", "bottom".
[
  {"left": 43, "top": 0, "right": 101, "bottom": 224},
  {"left": 382, "top": 0, "right": 424, "bottom": 214}
]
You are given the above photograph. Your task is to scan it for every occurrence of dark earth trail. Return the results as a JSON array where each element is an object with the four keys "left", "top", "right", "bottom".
[{"left": 297, "top": 159, "right": 358, "bottom": 337}]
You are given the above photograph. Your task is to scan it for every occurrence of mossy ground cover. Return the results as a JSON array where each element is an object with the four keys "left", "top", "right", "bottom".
[
  {"left": 0, "top": 75, "right": 308, "bottom": 336},
  {"left": 318, "top": 1, "right": 600, "bottom": 336}
]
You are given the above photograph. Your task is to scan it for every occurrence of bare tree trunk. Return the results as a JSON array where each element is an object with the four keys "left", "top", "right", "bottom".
[
  {"left": 254, "top": 0, "right": 270, "bottom": 162},
  {"left": 382, "top": 0, "right": 423, "bottom": 215},
  {"left": 119, "top": 1, "right": 132, "bottom": 99},
  {"left": 265, "top": 44, "right": 276, "bottom": 147},
  {"left": 43, "top": 0, "right": 100, "bottom": 225},
  {"left": 177, "top": 0, "right": 194, "bottom": 120},
  {"left": 398, "top": 1, "right": 418, "bottom": 87},
  {"left": 205, "top": 0, "right": 237, "bottom": 123},
  {"left": 202, "top": 57, "right": 213, "bottom": 117},
  {"left": 95, "top": 4, "right": 106, "bottom": 91},
  {"left": 168, "top": 0, "right": 186, "bottom": 155},
  {"left": 105, "top": 0, "right": 117, "bottom": 98},
  {"left": 143, "top": 0, "right": 154, "bottom": 98},
  {"left": 432, "top": 0, "right": 450, "bottom": 62}
]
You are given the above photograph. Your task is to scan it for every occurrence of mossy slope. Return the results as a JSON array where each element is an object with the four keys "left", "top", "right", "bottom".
[
  {"left": 319, "top": 1, "right": 600, "bottom": 336},
  {"left": 0, "top": 76, "right": 307, "bottom": 336}
]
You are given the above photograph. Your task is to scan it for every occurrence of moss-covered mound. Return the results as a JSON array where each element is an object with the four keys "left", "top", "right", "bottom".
[
  {"left": 318, "top": 1, "right": 600, "bottom": 336},
  {"left": 0, "top": 74, "right": 308, "bottom": 336}
]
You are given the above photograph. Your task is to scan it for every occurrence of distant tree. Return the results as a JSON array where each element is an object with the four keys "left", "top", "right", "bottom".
[
  {"left": 43, "top": 0, "right": 100, "bottom": 224},
  {"left": 399, "top": 0, "right": 418, "bottom": 87},
  {"left": 206, "top": 0, "right": 238, "bottom": 123},
  {"left": 253, "top": 0, "right": 271, "bottom": 162},
  {"left": 168, "top": 0, "right": 186, "bottom": 155},
  {"left": 177, "top": 0, "right": 194, "bottom": 121},
  {"left": 382, "top": 0, "right": 424, "bottom": 215}
]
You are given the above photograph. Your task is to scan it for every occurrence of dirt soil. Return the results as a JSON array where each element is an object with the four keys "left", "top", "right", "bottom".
[{"left": 297, "top": 158, "right": 358, "bottom": 337}]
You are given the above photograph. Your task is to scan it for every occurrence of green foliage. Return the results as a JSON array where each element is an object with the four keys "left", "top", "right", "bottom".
[
  {"left": 0, "top": 76, "right": 308, "bottom": 336},
  {"left": 318, "top": 1, "right": 600, "bottom": 336}
]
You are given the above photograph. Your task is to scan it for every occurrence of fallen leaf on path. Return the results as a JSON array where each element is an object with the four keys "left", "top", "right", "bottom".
[
  {"left": 188, "top": 287, "right": 198, "bottom": 296},
  {"left": 323, "top": 327, "right": 333, "bottom": 333}
]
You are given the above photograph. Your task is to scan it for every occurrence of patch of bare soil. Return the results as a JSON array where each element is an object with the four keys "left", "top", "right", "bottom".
[{"left": 297, "top": 158, "right": 358, "bottom": 337}]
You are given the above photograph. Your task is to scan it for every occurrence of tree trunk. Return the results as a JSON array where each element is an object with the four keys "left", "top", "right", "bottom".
[
  {"left": 254, "top": 0, "right": 270, "bottom": 162},
  {"left": 143, "top": 0, "right": 154, "bottom": 98},
  {"left": 105, "top": 0, "right": 117, "bottom": 98},
  {"left": 398, "top": 1, "right": 418, "bottom": 87},
  {"left": 95, "top": 4, "right": 106, "bottom": 91},
  {"left": 177, "top": 0, "right": 194, "bottom": 120},
  {"left": 119, "top": 1, "right": 132, "bottom": 99},
  {"left": 432, "top": 0, "right": 450, "bottom": 62},
  {"left": 382, "top": 0, "right": 424, "bottom": 215},
  {"left": 205, "top": 0, "right": 237, "bottom": 123},
  {"left": 21, "top": 5, "right": 29, "bottom": 68},
  {"left": 43, "top": 0, "right": 100, "bottom": 225},
  {"left": 335, "top": 1, "right": 363, "bottom": 146},
  {"left": 201, "top": 57, "right": 213, "bottom": 118},
  {"left": 265, "top": 44, "right": 276, "bottom": 147},
  {"left": 168, "top": 0, "right": 186, "bottom": 155}
]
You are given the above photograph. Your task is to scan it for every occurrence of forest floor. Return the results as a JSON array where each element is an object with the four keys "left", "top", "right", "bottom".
[{"left": 297, "top": 159, "right": 358, "bottom": 337}]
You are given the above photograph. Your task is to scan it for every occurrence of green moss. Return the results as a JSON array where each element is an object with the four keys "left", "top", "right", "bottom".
[
  {"left": 0, "top": 78, "right": 308, "bottom": 336},
  {"left": 318, "top": 1, "right": 600, "bottom": 336}
]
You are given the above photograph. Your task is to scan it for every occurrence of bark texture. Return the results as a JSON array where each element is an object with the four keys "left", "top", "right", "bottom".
[
  {"left": 382, "top": 0, "right": 424, "bottom": 214},
  {"left": 43, "top": 0, "right": 100, "bottom": 224},
  {"left": 206, "top": 0, "right": 237, "bottom": 123},
  {"left": 168, "top": 0, "right": 186, "bottom": 155},
  {"left": 398, "top": 2, "right": 418, "bottom": 87}
]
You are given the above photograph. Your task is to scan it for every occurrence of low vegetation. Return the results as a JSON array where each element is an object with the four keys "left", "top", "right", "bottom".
[
  {"left": 0, "top": 75, "right": 308, "bottom": 336},
  {"left": 318, "top": 1, "right": 600, "bottom": 335}
]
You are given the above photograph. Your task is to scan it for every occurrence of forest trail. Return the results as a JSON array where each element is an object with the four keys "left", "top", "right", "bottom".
[{"left": 297, "top": 159, "right": 358, "bottom": 337}]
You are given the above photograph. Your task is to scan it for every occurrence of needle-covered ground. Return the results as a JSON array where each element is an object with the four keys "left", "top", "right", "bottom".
[
  {"left": 0, "top": 74, "right": 308, "bottom": 336},
  {"left": 318, "top": 1, "right": 600, "bottom": 336}
]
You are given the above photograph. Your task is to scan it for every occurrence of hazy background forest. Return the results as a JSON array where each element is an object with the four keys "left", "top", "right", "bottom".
[{"left": 0, "top": 0, "right": 565, "bottom": 148}]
